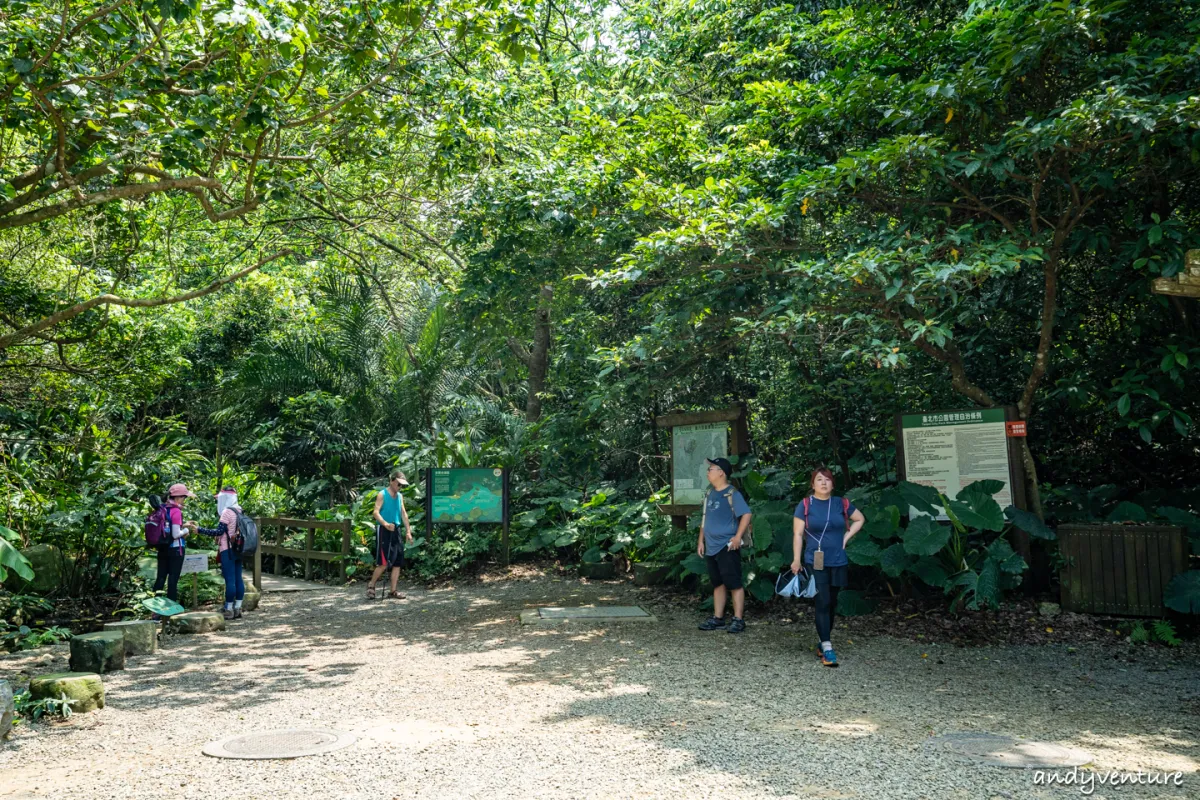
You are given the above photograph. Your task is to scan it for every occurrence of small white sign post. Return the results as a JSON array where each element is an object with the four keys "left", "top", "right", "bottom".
[{"left": 181, "top": 553, "right": 209, "bottom": 608}]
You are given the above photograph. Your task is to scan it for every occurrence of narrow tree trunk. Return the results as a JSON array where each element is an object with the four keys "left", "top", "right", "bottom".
[{"left": 508, "top": 285, "right": 554, "bottom": 424}]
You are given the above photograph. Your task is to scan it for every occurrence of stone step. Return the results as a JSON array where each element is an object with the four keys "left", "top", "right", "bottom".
[
  {"left": 29, "top": 672, "right": 105, "bottom": 713},
  {"left": 102, "top": 620, "right": 157, "bottom": 656},
  {"left": 168, "top": 611, "right": 227, "bottom": 634},
  {"left": 242, "top": 584, "right": 261, "bottom": 612},
  {"left": 69, "top": 631, "right": 126, "bottom": 674}
]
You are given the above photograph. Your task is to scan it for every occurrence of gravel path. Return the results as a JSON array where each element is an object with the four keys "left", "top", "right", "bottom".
[{"left": 1, "top": 577, "right": 1197, "bottom": 799}]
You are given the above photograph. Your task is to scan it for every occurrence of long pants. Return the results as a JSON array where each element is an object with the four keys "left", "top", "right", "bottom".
[
  {"left": 813, "top": 569, "right": 841, "bottom": 642},
  {"left": 154, "top": 548, "right": 185, "bottom": 601},
  {"left": 219, "top": 548, "right": 246, "bottom": 604}
]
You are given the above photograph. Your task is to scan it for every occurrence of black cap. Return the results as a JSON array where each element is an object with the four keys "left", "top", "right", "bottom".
[{"left": 706, "top": 457, "right": 733, "bottom": 478}]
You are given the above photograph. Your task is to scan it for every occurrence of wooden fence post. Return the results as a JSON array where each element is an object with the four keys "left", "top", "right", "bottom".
[
  {"left": 340, "top": 520, "right": 351, "bottom": 584},
  {"left": 274, "top": 522, "right": 284, "bottom": 576},
  {"left": 304, "top": 526, "right": 315, "bottom": 581}
]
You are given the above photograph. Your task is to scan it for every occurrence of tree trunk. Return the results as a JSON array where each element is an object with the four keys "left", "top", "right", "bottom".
[{"left": 516, "top": 284, "right": 553, "bottom": 423}]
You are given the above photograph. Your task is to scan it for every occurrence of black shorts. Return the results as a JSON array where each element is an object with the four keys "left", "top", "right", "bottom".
[
  {"left": 705, "top": 546, "right": 743, "bottom": 590},
  {"left": 376, "top": 525, "right": 405, "bottom": 569}
]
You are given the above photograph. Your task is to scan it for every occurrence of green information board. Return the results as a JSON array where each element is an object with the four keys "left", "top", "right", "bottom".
[{"left": 427, "top": 468, "right": 506, "bottom": 524}]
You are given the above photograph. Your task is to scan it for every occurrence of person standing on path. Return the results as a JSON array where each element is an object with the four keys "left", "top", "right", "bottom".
[
  {"left": 791, "top": 467, "right": 865, "bottom": 667},
  {"left": 195, "top": 487, "right": 247, "bottom": 620},
  {"left": 368, "top": 471, "right": 413, "bottom": 600},
  {"left": 697, "top": 457, "right": 753, "bottom": 633},
  {"left": 153, "top": 483, "right": 194, "bottom": 603}
]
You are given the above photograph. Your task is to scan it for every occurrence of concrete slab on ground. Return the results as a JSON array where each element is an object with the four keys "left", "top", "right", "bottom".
[
  {"left": 519, "top": 605, "right": 655, "bottom": 625},
  {"left": 256, "top": 574, "right": 329, "bottom": 593}
]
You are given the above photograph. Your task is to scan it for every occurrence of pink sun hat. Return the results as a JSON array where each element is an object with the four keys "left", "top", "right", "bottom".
[{"left": 166, "top": 483, "right": 196, "bottom": 499}]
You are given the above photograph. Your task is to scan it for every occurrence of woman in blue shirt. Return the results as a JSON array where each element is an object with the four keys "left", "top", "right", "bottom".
[{"left": 790, "top": 467, "right": 865, "bottom": 667}]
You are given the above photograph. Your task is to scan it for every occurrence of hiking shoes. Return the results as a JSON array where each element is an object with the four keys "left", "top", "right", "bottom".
[
  {"left": 727, "top": 617, "right": 746, "bottom": 634},
  {"left": 223, "top": 609, "right": 236, "bottom": 621},
  {"left": 821, "top": 648, "right": 839, "bottom": 667},
  {"left": 698, "top": 615, "right": 726, "bottom": 631}
]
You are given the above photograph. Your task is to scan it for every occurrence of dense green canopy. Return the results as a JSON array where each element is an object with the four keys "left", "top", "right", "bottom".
[{"left": 2, "top": 0, "right": 1198, "bottom": 605}]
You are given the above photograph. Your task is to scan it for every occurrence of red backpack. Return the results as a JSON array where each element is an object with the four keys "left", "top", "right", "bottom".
[{"left": 144, "top": 496, "right": 170, "bottom": 549}]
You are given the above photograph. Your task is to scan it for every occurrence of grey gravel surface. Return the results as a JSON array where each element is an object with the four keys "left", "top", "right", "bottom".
[{"left": 1, "top": 577, "right": 1196, "bottom": 799}]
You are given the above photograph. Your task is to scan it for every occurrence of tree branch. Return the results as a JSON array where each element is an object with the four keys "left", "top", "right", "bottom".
[{"left": 0, "top": 250, "right": 292, "bottom": 350}]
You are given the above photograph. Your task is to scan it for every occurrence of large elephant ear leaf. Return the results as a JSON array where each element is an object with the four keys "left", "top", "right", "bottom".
[
  {"left": 879, "top": 542, "right": 914, "bottom": 577},
  {"left": 960, "top": 479, "right": 1005, "bottom": 499},
  {"left": 898, "top": 481, "right": 941, "bottom": 516},
  {"left": 947, "top": 492, "right": 1005, "bottom": 532},
  {"left": 902, "top": 515, "right": 950, "bottom": 556},
  {"left": 1156, "top": 507, "right": 1200, "bottom": 533},
  {"left": 0, "top": 526, "right": 34, "bottom": 582},
  {"left": 1108, "top": 501, "right": 1147, "bottom": 522},
  {"left": 846, "top": 535, "right": 882, "bottom": 566},
  {"left": 972, "top": 560, "right": 1001, "bottom": 610},
  {"left": 1005, "top": 506, "right": 1055, "bottom": 539},
  {"left": 861, "top": 505, "right": 901, "bottom": 540},
  {"left": 1164, "top": 571, "right": 1200, "bottom": 614},
  {"left": 986, "top": 537, "right": 1027, "bottom": 575},
  {"left": 910, "top": 557, "right": 950, "bottom": 589}
]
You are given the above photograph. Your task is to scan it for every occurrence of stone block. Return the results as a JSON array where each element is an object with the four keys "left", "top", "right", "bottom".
[
  {"left": 29, "top": 672, "right": 105, "bottom": 713},
  {"left": 69, "top": 631, "right": 126, "bottom": 674},
  {"left": 168, "top": 611, "right": 226, "bottom": 634},
  {"left": 241, "top": 585, "right": 261, "bottom": 612},
  {"left": 0, "top": 679, "right": 13, "bottom": 739},
  {"left": 578, "top": 561, "right": 616, "bottom": 580},
  {"left": 1038, "top": 601, "right": 1061, "bottom": 619},
  {"left": 102, "top": 620, "right": 157, "bottom": 655},
  {"left": 633, "top": 562, "right": 670, "bottom": 586}
]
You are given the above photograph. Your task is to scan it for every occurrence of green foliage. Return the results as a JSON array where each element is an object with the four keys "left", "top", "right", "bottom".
[
  {"left": 0, "top": 525, "right": 34, "bottom": 583},
  {"left": 1164, "top": 571, "right": 1200, "bottom": 614},
  {"left": 1129, "top": 620, "right": 1181, "bottom": 647},
  {"left": 13, "top": 689, "right": 74, "bottom": 722}
]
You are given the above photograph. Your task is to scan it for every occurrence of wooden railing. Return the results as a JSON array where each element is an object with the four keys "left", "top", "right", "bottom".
[{"left": 248, "top": 517, "right": 352, "bottom": 590}]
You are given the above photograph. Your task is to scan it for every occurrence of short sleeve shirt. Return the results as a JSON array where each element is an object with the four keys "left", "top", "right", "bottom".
[
  {"left": 794, "top": 496, "right": 858, "bottom": 568},
  {"left": 703, "top": 487, "right": 752, "bottom": 554}
]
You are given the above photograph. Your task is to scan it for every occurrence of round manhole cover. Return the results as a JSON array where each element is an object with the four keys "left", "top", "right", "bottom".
[
  {"left": 925, "top": 732, "right": 1092, "bottom": 769},
  {"left": 203, "top": 728, "right": 357, "bottom": 760}
]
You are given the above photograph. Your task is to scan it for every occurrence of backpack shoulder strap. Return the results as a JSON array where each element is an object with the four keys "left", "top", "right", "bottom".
[
  {"left": 842, "top": 497, "right": 851, "bottom": 530},
  {"left": 802, "top": 496, "right": 810, "bottom": 520},
  {"left": 724, "top": 487, "right": 736, "bottom": 513}
]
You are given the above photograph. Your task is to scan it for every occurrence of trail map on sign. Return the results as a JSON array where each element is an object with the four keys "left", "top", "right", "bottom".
[
  {"left": 430, "top": 468, "right": 504, "bottom": 523},
  {"left": 672, "top": 422, "right": 729, "bottom": 505}
]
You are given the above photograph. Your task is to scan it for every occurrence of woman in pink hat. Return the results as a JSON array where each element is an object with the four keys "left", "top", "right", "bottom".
[{"left": 152, "top": 483, "right": 195, "bottom": 603}]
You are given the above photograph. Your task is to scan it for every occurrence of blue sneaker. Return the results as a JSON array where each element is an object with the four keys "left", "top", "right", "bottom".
[
  {"left": 727, "top": 617, "right": 745, "bottom": 633},
  {"left": 821, "top": 648, "right": 839, "bottom": 668},
  {"left": 698, "top": 616, "right": 725, "bottom": 631}
]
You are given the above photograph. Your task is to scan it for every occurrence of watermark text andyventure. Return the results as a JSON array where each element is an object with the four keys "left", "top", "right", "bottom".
[{"left": 1033, "top": 767, "right": 1186, "bottom": 795}]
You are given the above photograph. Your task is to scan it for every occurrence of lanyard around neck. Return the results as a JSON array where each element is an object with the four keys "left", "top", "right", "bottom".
[{"left": 807, "top": 496, "right": 833, "bottom": 552}]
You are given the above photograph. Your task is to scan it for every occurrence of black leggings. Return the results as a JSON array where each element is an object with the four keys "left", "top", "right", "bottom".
[
  {"left": 154, "top": 548, "right": 185, "bottom": 601},
  {"left": 813, "top": 569, "right": 841, "bottom": 643}
]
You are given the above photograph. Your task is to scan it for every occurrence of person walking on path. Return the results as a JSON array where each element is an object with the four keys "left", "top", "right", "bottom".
[
  {"left": 368, "top": 471, "right": 413, "bottom": 600},
  {"left": 195, "top": 487, "right": 247, "bottom": 620},
  {"left": 697, "top": 457, "right": 753, "bottom": 633},
  {"left": 791, "top": 467, "right": 865, "bottom": 667},
  {"left": 153, "top": 483, "right": 194, "bottom": 604}
]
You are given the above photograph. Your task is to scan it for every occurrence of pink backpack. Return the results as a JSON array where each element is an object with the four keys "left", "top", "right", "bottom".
[{"left": 144, "top": 496, "right": 170, "bottom": 549}]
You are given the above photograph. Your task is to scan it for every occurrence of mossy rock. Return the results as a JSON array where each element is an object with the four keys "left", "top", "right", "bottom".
[
  {"left": 29, "top": 672, "right": 105, "bottom": 713},
  {"left": 241, "top": 585, "right": 261, "bottom": 612},
  {"left": 69, "top": 631, "right": 126, "bottom": 674},
  {"left": 10, "top": 544, "right": 72, "bottom": 594},
  {"left": 168, "top": 611, "right": 226, "bottom": 634},
  {"left": 102, "top": 620, "right": 157, "bottom": 655}
]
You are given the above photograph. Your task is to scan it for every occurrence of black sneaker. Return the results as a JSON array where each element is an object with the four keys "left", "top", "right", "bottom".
[
  {"left": 727, "top": 617, "right": 746, "bottom": 634},
  {"left": 698, "top": 615, "right": 726, "bottom": 631}
]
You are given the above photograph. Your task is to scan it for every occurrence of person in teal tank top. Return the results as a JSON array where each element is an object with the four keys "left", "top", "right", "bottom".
[{"left": 368, "top": 470, "right": 413, "bottom": 599}]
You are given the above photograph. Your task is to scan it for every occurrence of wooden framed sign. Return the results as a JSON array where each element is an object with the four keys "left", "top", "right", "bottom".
[{"left": 654, "top": 406, "right": 750, "bottom": 520}]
